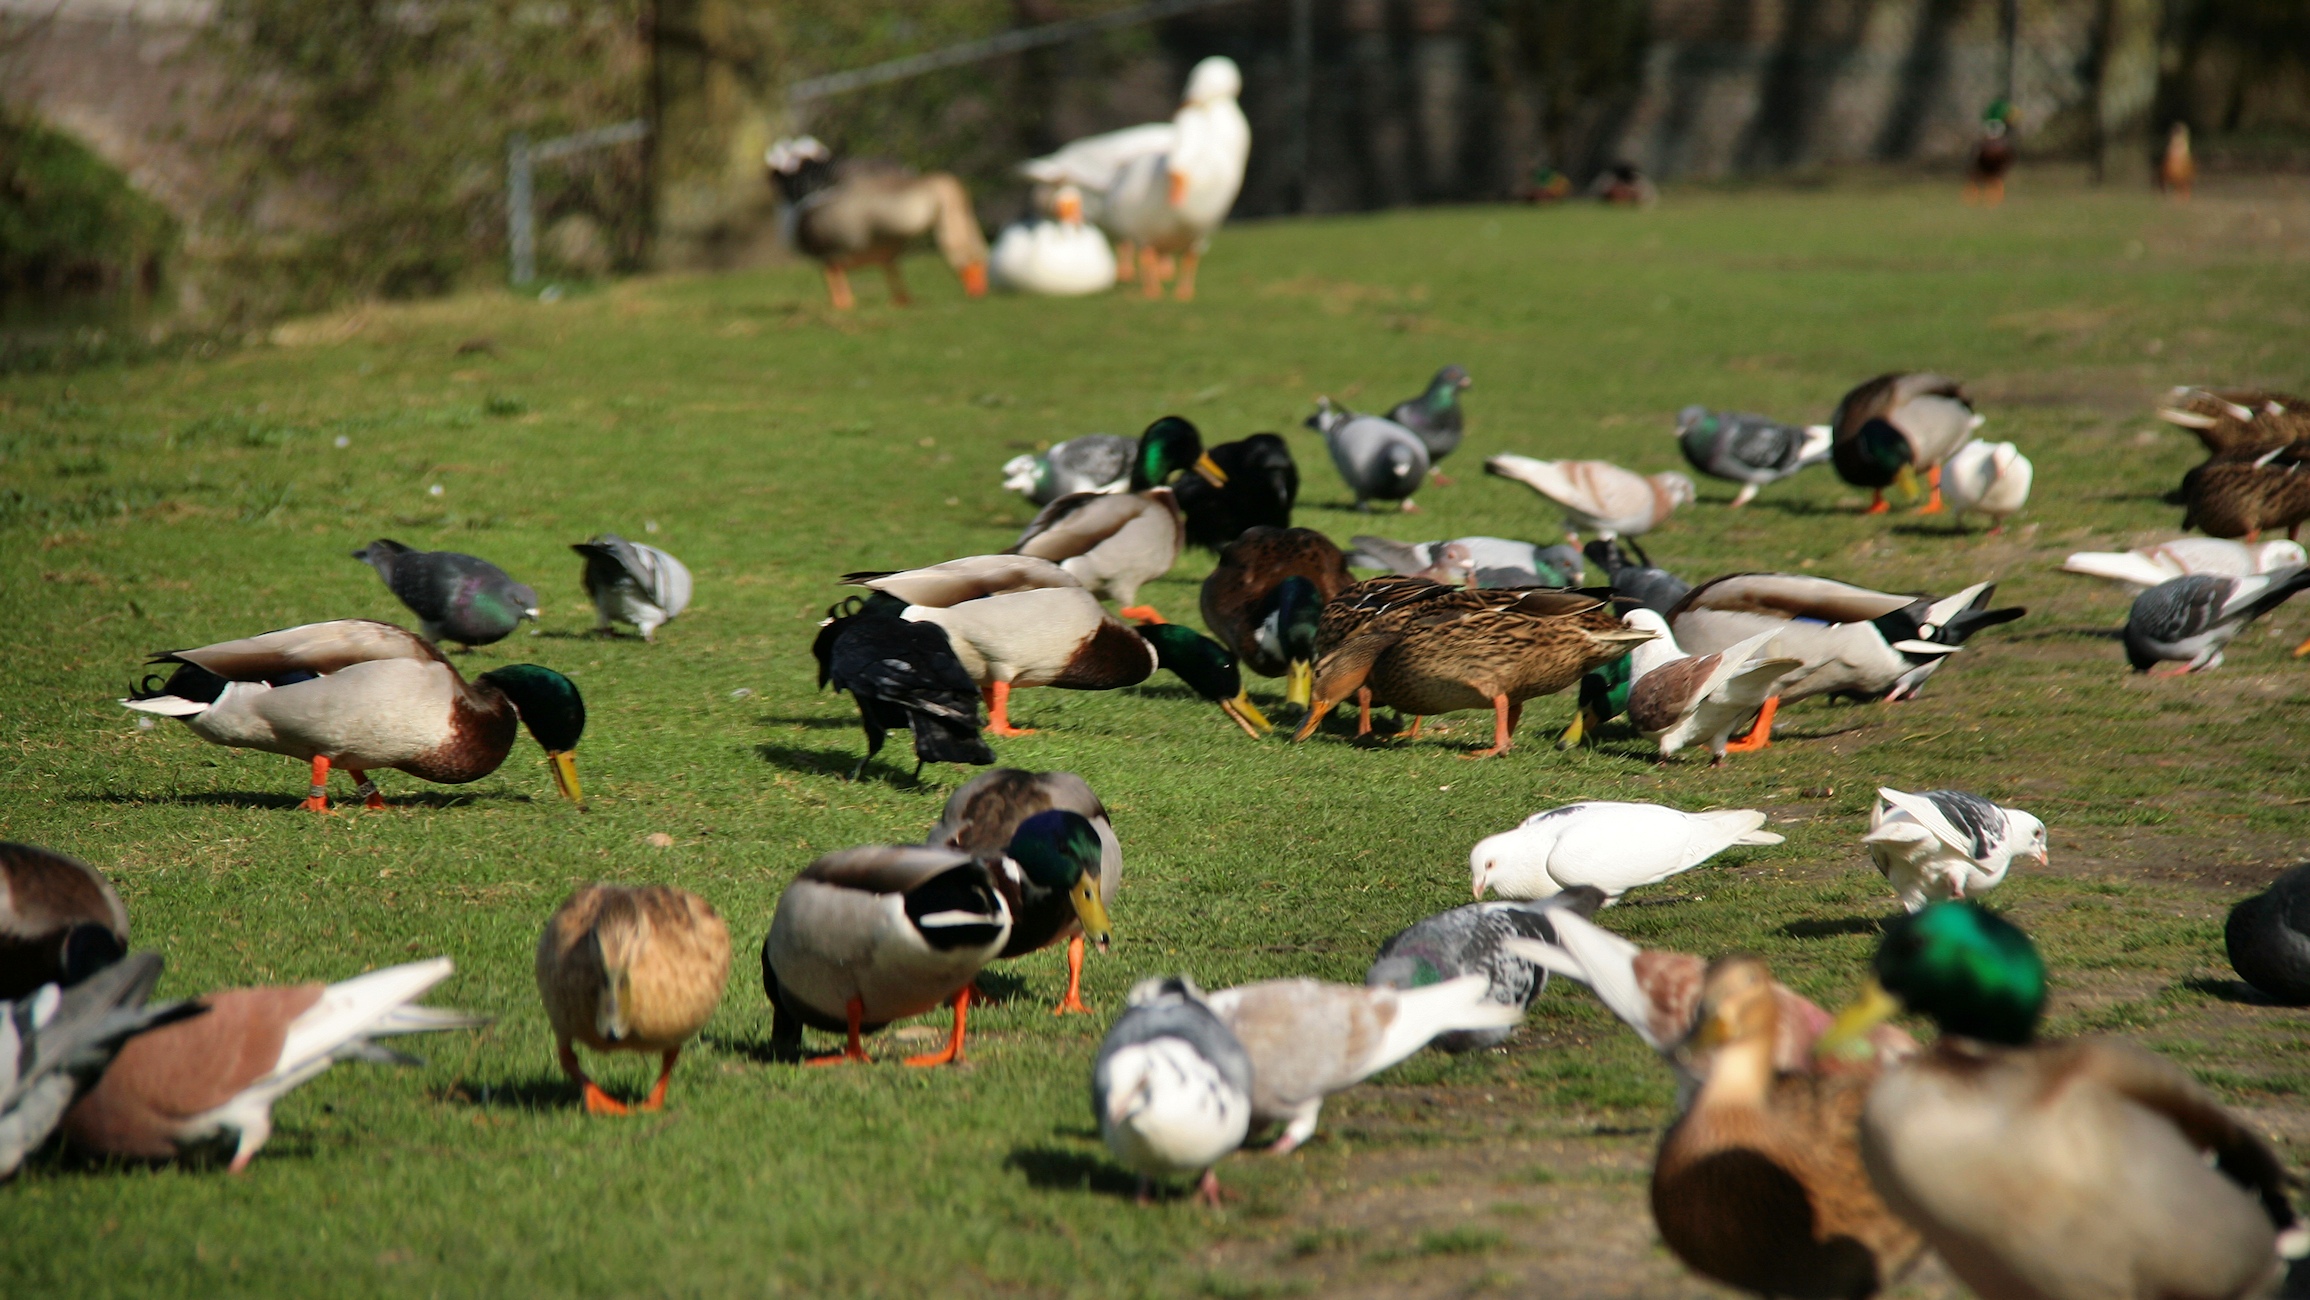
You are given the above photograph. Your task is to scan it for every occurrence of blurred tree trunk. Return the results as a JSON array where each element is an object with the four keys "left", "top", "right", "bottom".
[{"left": 2088, "top": 0, "right": 2159, "bottom": 181}]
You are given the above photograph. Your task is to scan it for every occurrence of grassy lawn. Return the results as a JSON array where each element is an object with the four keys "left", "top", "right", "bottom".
[{"left": 4, "top": 168, "right": 2310, "bottom": 1298}]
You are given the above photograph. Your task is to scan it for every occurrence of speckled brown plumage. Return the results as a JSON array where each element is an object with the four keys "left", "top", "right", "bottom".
[
  {"left": 1199, "top": 527, "right": 1353, "bottom": 673},
  {"left": 1652, "top": 957, "right": 1922, "bottom": 1300},
  {"left": 537, "top": 883, "right": 731, "bottom": 1114},
  {"left": 2163, "top": 388, "right": 2310, "bottom": 457},
  {"left": 2180, "top": 443, "right": 2310, "bottom": 540},
  {"left": 0, "top": 842, "right": 129, "bottom": 998},
  {"left": 1314, "top": 574, "right": 1460, "bottom": 656}
]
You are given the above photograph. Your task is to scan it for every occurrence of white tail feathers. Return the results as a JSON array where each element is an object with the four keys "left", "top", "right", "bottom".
[
  {"left": 1371, "top": 974, "right": 1522, "bottom": 1077},
  {"left": 1499, "top": 914, "right": 1666, "bottom": 1053},
  {"left": 1698, "top": 808, "right": 1782, "bottom": 847},
  {"left": 277, "top": 957, "right": 461, "bottom": 1076},
  {"left": 120, "top": 694, "right": 210, "bottom": 717}
]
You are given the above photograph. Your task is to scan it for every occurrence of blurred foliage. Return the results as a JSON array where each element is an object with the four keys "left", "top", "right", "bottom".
[
  {"left": 194, "top": 0, "right": 649, "bottom": 319},
  {"left": 0, "top": 109, "right": 178, "bottom": 300}
]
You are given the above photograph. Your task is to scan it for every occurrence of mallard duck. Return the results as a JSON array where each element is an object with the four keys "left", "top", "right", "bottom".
[
  {"left": 1001, "top": 433, "right": 1135, "bottom": 506},
  {"left": 0, "top": 842, "right": 129, "bottom": 998},
  {"left": 2161, "top": 121, "right": 2195, "bottom": 199},
  {"left": 2226, "top": 863, "right": 2310, "bottom": 1005},
  {"left": 1555, "top": 652, "right": 1633, "bottom": 748},
  {"left": 1674, "top": 406, "right": 1832, "bottom": 507},
  {"left": 1294, "top": 586, "right": 1652, "bottom": 757},
  {"left": 843, "top": 554, "right": 1081, "bottom": 606},
  {"left": 1366, "top": 887, "right": 1604, "bottom": 1053},
  {"left": 536, "top": 884, "right": 731, "bottom": 1116},
  {"left": 1349, "top": 535, "right": 1584, "bottom": 587},
  {"left": 1205, "top": 974, "right": 1521, "bottom": 1153},
  {"left": 1829, "top": 373, "right": 1982, "bottom": 515},
  {"left": 1008, "top": 416, "right": 1211, "bottom": 607},
  {"left": 2123, "top": 567, "right": 2310, "bottom": 672},
  {"left": 846, "top": 570, "right": 1267, "bottom": 738},
  {"left": 988, "top": 185, "right": 1116, "bottom": 296},
  {"left": 1199, "top": 526, "right": 1354, "bottom": 708},
  {"left": 120, "top": 620, "right": 586, "bottom": 812},
  {"left": 1095, "top": 975, "right": 1252, "bottom": 1206},
  {"left": 761, "top": 816, "right": 1095, "bottom": 1067},
  {"left": 1965, "top": 100, "right": 2016, "bottom": 206},
  {"left": 1823, "top": 902, "right": 2308, "bottom": 1300},
  {"left": 2180, "top": 441, "right": 2310, "bottom": 541},
  {"left": 1668, "top": 575, "right": 2024, "bottom": 749},
  {"left": 1471, "top": 802, "right": 1781, "bottom": 903},
  {"left": 1617, "top": 615, "right": 1800, "bottom": 765},
  {"left": 1649, "top": 955, "right": 1925, "bottom": 1298},
  {"left": 929, "top": 772, "right": 1118, "bottom": 1015},
  {"left": 351, "top": 539, "right": 538, "bottom": 649},
  {"left": 572, "top": 534, "right": 691, "bottom": 642},
  {"left": 0, "top": 953, "right": 193, "bottom": 1180},
  {"left": 2063, "top": 537, "right": 2307, "bottom": 589},
  {"left": 1503, "top": 911, "right": 1917, "bottom": 1104},
  {"left": 2158, "top": 387, "right": 2310, "bottom": 456},
  {"left": 765, "top": 135, "right": 990, "bottom": 310},
  {"left": 1483, "top": 455, "right": 1694, "bottom": 553},
  {"left": 1939, "top": 440, "right": 2033, "bottom": 533},
  {"left": 1865, "top": 788, "right": 2046, "bottom": 913},
  {"left": 63, "top": 957, "right": 486, "bottom": 1171},
  {"left": 1585, "top": 538, "right": 1689, "bottom": 614},
  {"left": 812, "top": 597, "right": 993, "bottom": 781},
  {"left": 1019, "top": 57, "right": 1247, "bottom": 301},
  {"left": 1306, "top": 398, "right": 1429, "bottom": 511},
  {"left": 1387, "top": 365, "right": 1472, "bottom": 482}
]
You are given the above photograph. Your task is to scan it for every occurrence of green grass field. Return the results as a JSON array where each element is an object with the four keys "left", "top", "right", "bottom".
[{"left": 4, "top": 170, "right": 2310, "bottom": 1298}]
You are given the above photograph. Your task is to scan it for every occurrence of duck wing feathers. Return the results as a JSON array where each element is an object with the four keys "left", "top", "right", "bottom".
[
  {"left": 155, "top": 619, "right": 442, "bottom": 680},
  {"left": 844, "top": 555, "right": 1081, "bottom": 607},
  {"left": 1667, "top": 573, "right": 1916, "bottom": 624}
]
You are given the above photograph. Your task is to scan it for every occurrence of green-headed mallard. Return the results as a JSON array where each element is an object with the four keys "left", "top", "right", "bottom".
[
  {"left": 1008, "top": 417, "right": 1206, "bottom": 610},
  {"left": 536, "top": 884, "right": 731, "bottom": 1116},
  {"left": 929, "top": 772, "right": 1120, "bottom": 1015},
  {"left": 1650, "top": 955, "right": 1924, "bottom": 1298},
  {"left": 1294, "top": 585, "right": 1652, "bottom": 757},
  {"left": 1828, "top": 373, "right": 1982, "bottom": 515},
  {"left": 1199, "top": 526, "right": 1353, "bottom": 709},
  {"left": 120, "top": 620, "right": 584, "bottom": 812},
  {"left": 1822, "top": 902, "right": 2308, "bottom": 1300}
]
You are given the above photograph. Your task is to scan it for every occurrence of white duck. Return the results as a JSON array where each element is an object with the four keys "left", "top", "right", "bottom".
[
  {"left": 1938, "top": 439, "right": 2033, "bottom": 533},
  {"left": 1470, "top": 802, "right": 1782, "bottom": 904},
  {"left": 988, "top": 186, "right": 1116, "bottom": 297},
  {"left": 1020, "top": 56, "right": 1248, "bottom": 301}
]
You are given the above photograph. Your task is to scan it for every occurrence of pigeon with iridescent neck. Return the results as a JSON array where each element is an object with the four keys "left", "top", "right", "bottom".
[
  {"left": 1386, "top": 365, "right": 1471, "bottom": 482},
  {"left": 352, "top": 539, "right": 538, "bottom": 649}
]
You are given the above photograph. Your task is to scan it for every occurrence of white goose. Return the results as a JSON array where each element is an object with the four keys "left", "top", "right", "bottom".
[{"left": 988, "top": 186, "right": 1116, "bottom": 297}]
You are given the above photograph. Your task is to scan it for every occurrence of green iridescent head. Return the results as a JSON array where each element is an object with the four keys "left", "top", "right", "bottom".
[
  {"left": 1874, "top": 901, "right": 2045, "bottom": 1046},
  {"left": 1273, "top": 576, "right": 1324, "bottom": 664},
  {"left": 478, "top": 664, "right": 586, "bottom": 752},
  {"left": 1132, "top": 416, "right": 1204, "bottom": 490}
]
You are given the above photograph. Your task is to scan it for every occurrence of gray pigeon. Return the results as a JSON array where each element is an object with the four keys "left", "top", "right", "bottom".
[
  {"left": 2, "top": 952, "right": 195, "bottom": 1179},
  {"left": 1674, "top": 406, "right": 1832, "bottom": 507},
  {"left": 1348, "top": 535, "right": 1584, "bottom": 586},
  {"left": 1584, "top": 538, "right": 1690, "bottom": 615},
  {"left": 572, "top": 534, "right": 692, "bottom": 642},
  {"left": 2124, "top": 568, "right": 2310, "bottom": 673},
  {"left": 1366, "top": 887, "right": 1605, "bottom": 1052},
  {"left": 1001, "top": 434, "right": 1135, "bottom": 506},
  {"left": 352, "top": 540, "right": 539, "bottom": 648},
  {"left": 1093, "top": 976, "right": 1253, "bottom": 1206},
  {"left": 1305, "top": 399, "right": 1429, "bottom": 511},
  {"left": 1387, "top": 365, "right": 1472, "bottom": 478}
]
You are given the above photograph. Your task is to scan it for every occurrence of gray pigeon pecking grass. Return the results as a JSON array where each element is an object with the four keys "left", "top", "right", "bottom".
[
  {"left": 1093, "top": 976, "right": 1253, "bottom": 1206},
  {"left": 572, "top": 534, "right": 692, "bottom": 642},
  {"left": 2124, "top": 568, "right": 2310, "bottom": 674},
  {"left": 1305, "top": 398, "right": 1429, "bottom": 512},
  {"left": 1673, "top": 406, "right": 1831, "bottom": 508},
  {"left": 1001, "top": 434, "right": 1135, "bottom": 506},
  {"left": 1366, "top": 887, "right": 1604, "bottom": 1053},
  {"left": 352, "top": 539, "right": 539, "bottom": 649}
]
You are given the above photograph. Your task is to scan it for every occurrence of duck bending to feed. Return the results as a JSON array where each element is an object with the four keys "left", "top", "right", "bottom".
[
  {"left": 988, "top": 185, "right": 1115, "bottom": 296},
  {"left": 1199, "top": 526, "right": 1354, "bottom": 709},
  {"left": 63, "top": 957, "right": 487, "bottom": 1171},
  {"left": 1018, "top": 57, "right": 1247, "bottom": 300},
  {"left": 1094, "top": 976, "right": 1253, "bottom": 1205},
  {"left": 536, "top": 884, "right": 731, "bottom": 1115},
  {"left": 813, "top": 596, "right": 993, "bottom": 780},
  {"left": 766, "top": 135, "right": 989, "bottom": 310},
  {"left": 1829, "top": 372, "right": 1982, "bottom": 515},
  {"left": 1822, "top": 902, "right": 2308, "bottom": 1300},
  {"left": 0, "top": 842, "right": 130, "bottom": 999},
  {"left": 352, "top": 539, "right": 538, "bottom": 649},
  {"left": 121, "top": 620, "right": 586, "bottom": 812},
  {"left": 572, "top": 534, "right": 691, "bottom": 642},
  {"left": 929, "top": 771, "right": 1119, "bottom": 1015}
]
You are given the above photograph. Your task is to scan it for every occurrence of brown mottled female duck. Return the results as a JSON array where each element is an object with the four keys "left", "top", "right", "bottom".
[{"left": 537, "top": 884, "right": 731, "bottom": 1115}]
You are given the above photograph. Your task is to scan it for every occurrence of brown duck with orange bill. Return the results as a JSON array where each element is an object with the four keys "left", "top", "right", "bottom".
[
  {"left": 536, "top": 884, "right": 731, "bottom": 1116},
  {"left": 766, "top": 135, "right": 990, "bottom": 311}
]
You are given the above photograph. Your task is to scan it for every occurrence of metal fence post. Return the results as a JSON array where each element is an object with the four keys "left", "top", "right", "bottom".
[{"left": 508, "top": 133, "right": 535, "bottom": 287}]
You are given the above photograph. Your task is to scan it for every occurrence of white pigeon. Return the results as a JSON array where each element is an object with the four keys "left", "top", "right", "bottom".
[
  {"left": 1863, "top": 787, "right": 2047, "bottom": 913},
  {"left": 1203, "top": 974, "right": 1520, "bottom": 1154},
  {"left": 1469, "top": 802, "right": 1783, "bottom": 903},
  {"left": 2124, "top": 567, "right": 2310, "bottom": 673},
  {"left": 2062, "top": 538, "right": 2308, "bottom": 590},
  {"left": 1618, "top": 613, "right": 1802, "bottom": 763},
  {"left": 1939, "top": 439, "right": 2033, "bottom": 533},
  {"left": 987, "top": 185, "right": 1116, "bottom": 297},
  {"left": 1483, "top": 454, "right": 1694, "bottom": 545},
  {"left": 1093, "top": 976, "right": 1252, "bottom": 1205}
]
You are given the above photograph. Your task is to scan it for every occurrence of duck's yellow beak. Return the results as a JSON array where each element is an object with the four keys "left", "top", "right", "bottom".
[
  {"left": 1893, "top": 463, "right": 1921, "bottom": 502},
  {"left": 547, "top": 750, "right": 585, "bottom": 807},
  {"left": 1220, "top": 691, "right": 1271, "bottom": 738},
  {"left": 1286, "top": 660, "right": 1313, "bottom": 709},
  {"left": 1070, "top": 875, "right": 1112, "bottom": 953},
  {"left": 1193, "top": 452, "right": 1229, "bottom": 487},
  {"left": 1558, "top": 702, "right": 1603, "bottom": 750},
  {"left": 1816, "top": 977, "right": 1901, "bottom": 1064}
]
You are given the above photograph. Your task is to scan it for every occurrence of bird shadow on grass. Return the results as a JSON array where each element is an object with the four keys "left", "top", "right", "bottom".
[
  {"left": 699, "top": 1032, "right": 805, "bottom": 1066},
  {"left": 754, "top": 714, "right": 858, "bottom": 730},
  {"left": 1887, "top": 522, "right": 1974, "bottom": 539},
  {"left": 434, "top": 1074, "right": 587, "bottom": 1113},
  {"left": 2007, "top": 625, "right": 2124, "bottom": 642},
  {"left": 1780, "top": 914, "right": 1889, "bottom": 939},
  {"left": 753, "top": 742, "right": 927, "bottom": 790},
  {"left": 1748, "top": 497, "right": 1877, "bottom": 519},
  {"left": 2180, "top": 976, "right": 2290, "bottom": 1006},
  {"left": 1005, "top": 1144, "right": 1143, "bottom": 1198}
]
